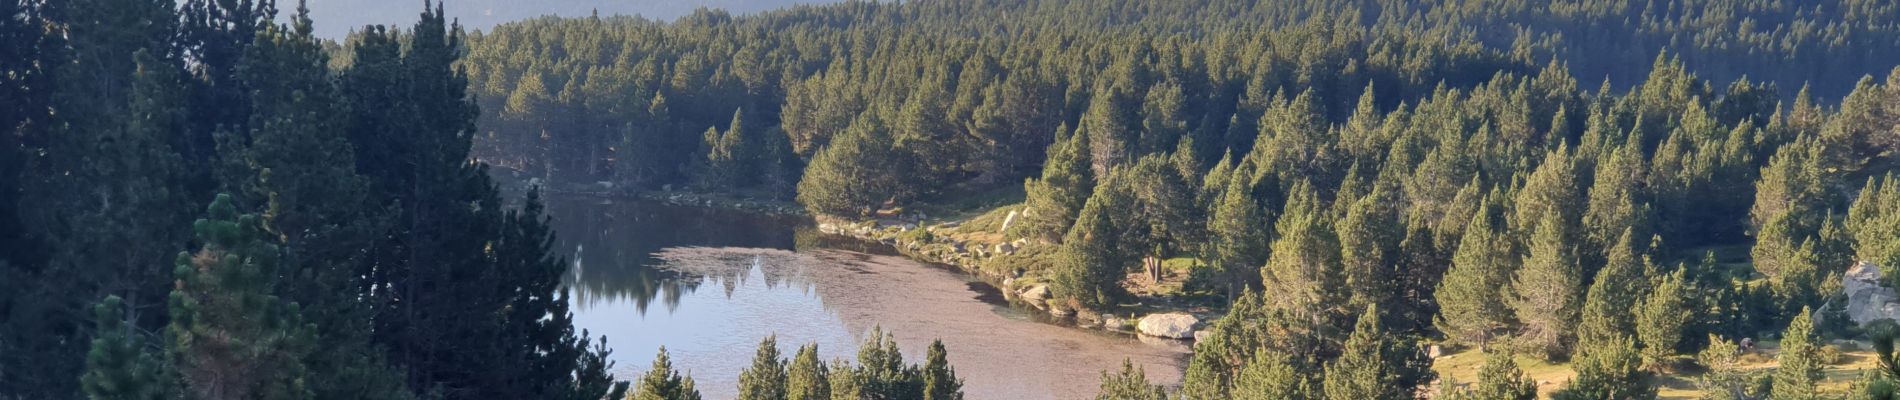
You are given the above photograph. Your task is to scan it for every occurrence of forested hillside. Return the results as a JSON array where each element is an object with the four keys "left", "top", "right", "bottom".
[
  {"left": 7, "top": 0, "right": 1900, "bottom": 399},
  {"left": 456, "top": 0, "right": 1900, "bottom": 398}
]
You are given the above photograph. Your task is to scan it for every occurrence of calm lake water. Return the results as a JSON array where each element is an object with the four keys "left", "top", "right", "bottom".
[{"left": 544, "top": 194, "right": 1191, "bottom": 400}]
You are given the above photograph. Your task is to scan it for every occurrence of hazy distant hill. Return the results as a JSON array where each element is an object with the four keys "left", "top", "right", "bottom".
[{"left": 298, "top": 0, "right": 840, "bottom": 39}]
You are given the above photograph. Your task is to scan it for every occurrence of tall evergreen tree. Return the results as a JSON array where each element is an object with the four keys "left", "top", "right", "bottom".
[
  {"left": 1017, "top": 124, "right": 1095, "bottom": 243},
  {"left": 738, "top": 336, "right": 787, "bottom": 400},
  {"left": 786, "top": 344, "right": 831, "bottom": 400},
  {"left": 1550, "top": 334, "right": 1654, "bottom": 400},
  {"left": 1576, "top": 230, "right": 1647, "bottom": 353},
  {"left": 1436, "top": 198, "right": 1517, "bottom": 348},
  {"left": 1337, "top": 185, "right": 1402, "bottom": 319},
  {"left": 1511, "top": 209, "right": 1586, "bottom": 359},
  {"left": 632, "top": 348, "right": 701, "bottom": 400},
  {"left": 1206, "top": 163, "right": 1269, "bottom": 299},
  {"left": 1231, "top": 353, "right": 1315, "bottom": 400},
  {"left": 1848, "top": 174, "right": 1900, "bottom": 273},
  {"left": 1261, "top": 183, "right": 1346, "bottom": 327},
  {"left": 1321, "top": 305, "right": 1434, "bottom": 400},
  {"left": 164, "top": 193, "right": 313, "bottom": 400},
  {"left": 1636, "top": 267, "right": 1693, "bottom": 371},
  {"left": 796, "top": 114, "right": 909, "bottom": 216},
  {"left": 1052, "top": 174, "right": 1130, "bottom": 308},
  {"left": 1772, "top": 308, "right": 1823, "bottom": 400},
  {"left": 79, "top": 296, "right": 170, "bottom": 400},
  {"left": 921, "top": 340, "right": 963, "bottom": 400}
]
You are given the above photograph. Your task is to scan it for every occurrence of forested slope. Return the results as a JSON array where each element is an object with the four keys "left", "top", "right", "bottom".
[{"left": 458, "top": 0, "right": 1900, "bottom": 397}]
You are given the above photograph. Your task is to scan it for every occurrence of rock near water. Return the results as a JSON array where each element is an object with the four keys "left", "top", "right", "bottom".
[
  {"left": 1137, "top": 313, "right": 1200, "bottom": 339},
  {"left": 1843, "top": 261, "right": 1900, "bottom": 326}
]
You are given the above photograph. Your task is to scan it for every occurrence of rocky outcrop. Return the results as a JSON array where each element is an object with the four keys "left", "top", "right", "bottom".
[
  {"left": 1843, "top": 261, "right": 1900, "bottom": 326},
  {"left": 1137, "top": 313, "right": 1200, "bottom": 339}
]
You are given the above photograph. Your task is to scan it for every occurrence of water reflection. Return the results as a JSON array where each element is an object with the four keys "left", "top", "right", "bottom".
[
  {"left": 545, "top": 195, "right": 1190, "bottom": 400},
  {"left": 545, "top": 195, "right": 808, "bottom": 314}
]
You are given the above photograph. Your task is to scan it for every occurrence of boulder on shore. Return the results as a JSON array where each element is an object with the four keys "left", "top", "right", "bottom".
[
  {"left": 1020, "top": 284, "right": 1051, "bottom": 308},
  {"left": 1844, "top": 261, "right": 1900, "bottom": 326},
  {"left": 1137, "top": 313, "right": 1199, "bottom": 339}
]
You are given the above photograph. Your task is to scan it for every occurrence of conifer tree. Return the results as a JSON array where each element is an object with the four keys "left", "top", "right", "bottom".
[
  {"left": 786, "top": 344, "right": 831, "bottom": 400},
  {"left": 1458, "top": 351, "right": 1537, "bottom": 400},
  {"left": 1207, "top": 163, "right": 1269, "bottom": 298},
  {"left": 1582, "top": 150, "right": 1651, "bottom": 267},
  {"left": 1511, "top": 210, "right": 1585, "bottom": 359},
  {"left": 164, "top": 193, "right": 314, "bottom": 400},
  {"left": 1550, "top": 334, "right": 1654, "bottom": 400},
  {"left": 921, "top": 340, "right": 962, "bottom": 400},
  {"left": 1321, "top": 305, "right": 1434, "bottom": 400},
  {"left": 1338, "top": 185, "right": 1401, "bottom": 318},
  {"left": 797, "top": 115, "right": 909, "bottom": 216},
  {"left": 1096, "top": 360, "right": 1167, "bottom": 400},
  {"left": 80, "top": 296, "right": 170, "bottom": 400},
  {"left": 1514, "top": 147, "right": 1583, "bottom": 238},
  {"left": 737, "top": 336, "right": 787, "bottom": 400},
  {"left": 1636, "top": 268, "right": 1692, "bottom": 371},
  {"left": 1848, "top": 174, "right": 1900, "bottom": 270},
  {"left": 1577, "top": 230, "right": 1646, "bottom": 352},
  {"left": 1232, "top": 353, "right": 1314, "bottom": 400},
  {"left": 853, "top": 328, "right": 923, "bottom": 400},
  {"left": 632, "top": 348, "right": 701, "bottom": 400},
  {"left": 1436, "top": 199, "right": 1517, "bottom": 348},
  {"left": 1018, "top": 124, "right": 1095, "bottom": 243},
  {"left": 1772, "top": 308, "right": 1823, "bottom": 400},
  {"left": 703, "top": 109, "right": 753, "bottom": 190},
  {"left": 1052, "top": 175, "right": 1130, "bottom": 308},
  {"left": 827, "top": 357, "right": 863, "bottom": 400},
  {"left": 1261, "top": 183, "right": 1345, "bottom": 327}
]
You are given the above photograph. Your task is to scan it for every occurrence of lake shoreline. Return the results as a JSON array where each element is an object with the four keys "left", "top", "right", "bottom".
[{"left": 525, "top": 184, "right": 1217, "bottom": 343}]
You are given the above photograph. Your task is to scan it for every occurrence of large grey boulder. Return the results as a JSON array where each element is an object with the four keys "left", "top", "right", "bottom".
[
  {"left": 1137, "top": 313, "right": 1200, "bottom": 339},
  {"left": 1844, "top": 261, "right": 1900, "bottom": 326}
]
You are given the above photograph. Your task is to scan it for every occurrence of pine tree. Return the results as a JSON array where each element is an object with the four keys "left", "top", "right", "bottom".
[
  {"left": 632, "top": 348, "right": 701, "bottom": 400},
  {"left": 1636, "top": 267, "right": 1692, "bottom": 371},
  {"left": 737, "top": 336, "right": 787, "bottom": 400},
  {"left": 921, "top": 340, "right": 962, "bottom": 400},
  {"left": 1261, "top": 183, "right": 1345, "bottom": 327},
  {"left": 1018, "top": 124, "right": 1096, "bottom": 242},
  {"left": 1577, "top": 230, "right": 1646, "bottom": 353},
  {"left": 703, "top": 109, "right": 753, "bottom": 190},
  {"left": 165, "top": 193, "right": 314, "bottom": 400},
  {"left": 1206, "top": 163, "right": 1269, "bottom": 299},
  {"left": 1322, "top": 305, "right": 1433, "bottom": 400},
  {"left": 1550, "top": 334, "right": 1654, "bottom": 400},
  {"left": 1458, "top": 351, "right": 1537, "bottom": 400},
  {"left": 797, "top": 114, "right": 909, "bottom": 216},
  {"left": 786, "top": 344, "right": 831, "bottom": 400},
  {"left": 1095, "top": 360, "right": 1167, "bottom": 400},
  {"left": 233, "top": 10, "right": 410, "bottom": 399},
  {"left": 1052, "top": 176, "right": 1130, "bottom": 308},
  {"left": 1513, "top": 147, "right": 1583, "bottom": 238},
  {"left": 1772, "top": 308, "right": 1823, "bottom": 400},
  {"left": 80, "top": 296, "right": 169, "bottom": 400},
  {"left": 827, "top": 357, "right": 863, "bottom": 400},
  {"left": 1337, "top": 185, "right": 1401, "bottom": 319},
  {"left": 1510, "top": 209, "right": 1585, "bottom": 360},
  {"left": 1848, "top": 174, "right": 1900, "bottom": 270},
  {"left": 1581, "top": 150, "right": 1651, "bottom": 268},
  {"left": 1232, "top": 353, "right": 1314, "bottom": 400},
  {"left": 1436, "top": 199, "right": 1517, "bottom": 348},
  {"left": 854, "top": 328, "right": 922, "bottom": 400}
]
